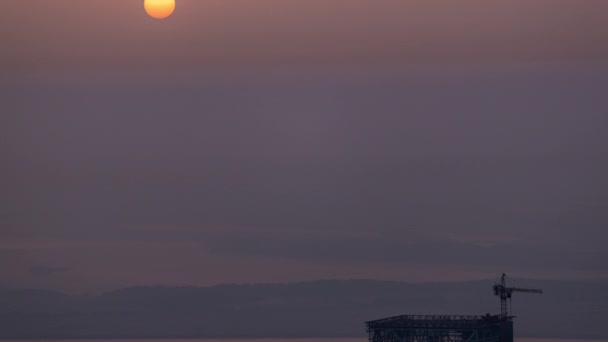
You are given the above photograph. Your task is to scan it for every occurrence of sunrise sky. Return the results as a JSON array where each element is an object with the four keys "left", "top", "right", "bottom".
[{"left": 2, "top": 0, "right": 608, "bottom": 293}]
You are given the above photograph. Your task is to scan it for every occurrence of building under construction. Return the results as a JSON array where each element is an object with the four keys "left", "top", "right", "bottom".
[{"left": 365, "top": 274, "right": 542, "bottom": 342}]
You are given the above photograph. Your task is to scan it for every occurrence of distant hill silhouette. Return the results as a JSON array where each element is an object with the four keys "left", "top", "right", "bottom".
[{"left": 0, "top": 278, "right": 606, "bottom": 339}]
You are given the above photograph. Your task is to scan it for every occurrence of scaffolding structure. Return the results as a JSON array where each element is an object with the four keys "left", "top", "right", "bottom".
[
  {"left": 365, "top": 274, "right": 542, "bottom": 342},
  {"left": 366, "top": 314, "right": 514, "bottom": 342}
]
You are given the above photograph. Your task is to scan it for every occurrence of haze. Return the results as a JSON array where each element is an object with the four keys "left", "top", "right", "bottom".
[{"left": 1, "top": 0, "right": 607, "bottom": 293}]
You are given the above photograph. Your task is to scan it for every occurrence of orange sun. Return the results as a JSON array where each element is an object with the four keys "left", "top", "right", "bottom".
[{"left": 144, "top": 0, "right": 176, "bottom": 19}]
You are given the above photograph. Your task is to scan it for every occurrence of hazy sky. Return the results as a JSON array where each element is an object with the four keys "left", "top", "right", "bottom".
[{"left": 2, "top": 0, "right": 607, "bottom": 293}]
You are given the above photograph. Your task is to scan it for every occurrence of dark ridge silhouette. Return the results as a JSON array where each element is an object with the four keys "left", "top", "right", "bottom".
[{"left": 0, "top": 278, "right": 606, "bottom": 339}]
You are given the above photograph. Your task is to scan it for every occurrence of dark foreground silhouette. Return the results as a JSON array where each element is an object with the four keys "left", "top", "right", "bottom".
[{"left": 0, "top": 278, "right": 606, "bottom": 339}]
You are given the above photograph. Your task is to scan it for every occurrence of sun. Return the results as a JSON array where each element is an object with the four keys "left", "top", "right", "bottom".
[{"left": 144, "top": 0, "right": 176, "bottom": 19}]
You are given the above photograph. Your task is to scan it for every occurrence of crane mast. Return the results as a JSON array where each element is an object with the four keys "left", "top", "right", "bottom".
[{"left": 493, "top": 273, "right": 543, "bottom": 317}]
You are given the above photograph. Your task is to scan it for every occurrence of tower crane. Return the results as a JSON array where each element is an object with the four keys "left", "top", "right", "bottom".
[{"left": 493, "top": 273, "right": 542, "bottom": 317}]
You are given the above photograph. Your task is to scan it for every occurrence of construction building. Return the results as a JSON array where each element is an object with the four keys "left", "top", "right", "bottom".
[{"left": 365, "top": 274, "right": 541, "bottom": 342}]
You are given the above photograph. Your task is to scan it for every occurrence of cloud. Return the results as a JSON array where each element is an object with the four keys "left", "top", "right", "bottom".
[
  {"left": 200, "top": 232, "right": 608, "bottom": 274},
  {"left": 29, "top": 266, "right": 70, "bottom": 276}
]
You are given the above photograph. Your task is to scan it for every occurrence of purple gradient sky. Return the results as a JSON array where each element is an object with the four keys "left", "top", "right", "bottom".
[{"left": 1, "top": 0, "right": 608, "bottom": 293}]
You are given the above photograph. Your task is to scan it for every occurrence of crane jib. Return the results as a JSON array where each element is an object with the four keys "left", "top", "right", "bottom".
[{"left": 494, "top": 273, "right": 543, "bottom": 317}]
